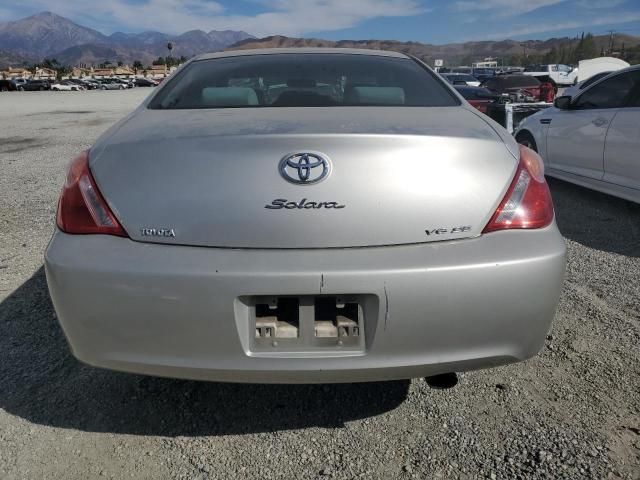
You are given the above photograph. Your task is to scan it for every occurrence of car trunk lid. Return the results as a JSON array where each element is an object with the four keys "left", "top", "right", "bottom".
[{"left": 90, "top": 107, "right": 518, "bottom": 248}]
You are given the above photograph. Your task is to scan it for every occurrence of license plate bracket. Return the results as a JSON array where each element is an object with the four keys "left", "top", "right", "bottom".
[{"left": 248, "top": 295, "right": 366, "bottom": 353}]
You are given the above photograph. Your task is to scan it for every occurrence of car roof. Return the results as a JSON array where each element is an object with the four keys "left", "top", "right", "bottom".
[{"left": 194, "top": 47, "right": 409, "bottom": 61}]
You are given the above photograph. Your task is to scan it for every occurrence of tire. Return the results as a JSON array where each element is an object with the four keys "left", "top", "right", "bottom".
[
  {"left": 515, "top": 131, "right": 538, "bottom": 152},
  {"left": 39, "top": 87, "right": 44, "bottom": 91},
  {"left": 120, "top": 85, "right": 125, "bottom": 90},
  {"left": 101, "top": 86, "right": 107, "bottom": 90},
  {"left": 0, "top": 86, "right": 8, "bottom": 92},
  {"left": 18, "top": 86, "right": 24, "bottom": 91}
]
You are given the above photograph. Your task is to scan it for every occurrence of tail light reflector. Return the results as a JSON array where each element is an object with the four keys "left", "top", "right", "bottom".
[
  {"left": 56, "top": 151, "right": 127, "bottom": 237},
  {"left": 483, "top": 145, "right": 554, "bottom": 233}
]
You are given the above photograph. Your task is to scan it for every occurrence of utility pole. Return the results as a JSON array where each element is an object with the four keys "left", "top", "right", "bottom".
[{"left": 607, "top": 30, "right": 615, "bottom": 55}]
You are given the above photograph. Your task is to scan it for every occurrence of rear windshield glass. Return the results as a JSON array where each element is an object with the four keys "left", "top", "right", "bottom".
[
  {"left": 524, "top": 65, "right": 548, "bottom": 72},
  {"left": 455, "top": 86, "right": 495, "bottom": 100},
  {"left": 444, "top": 74, "right": 477, "bottom": 82},
  {"left": 148, "top": 54, "right": 459, "bottom": 109},
  {"left": 503, "top": 75, "right": 541, "bottom": 87}
]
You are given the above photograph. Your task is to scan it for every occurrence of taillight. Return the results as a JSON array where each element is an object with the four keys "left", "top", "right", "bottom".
[
  {"left": 56, "top": 151, "right": 127, "bottom": 236},
  {"left": 483, "top": 145, "right": 554, "bottom": 233}
]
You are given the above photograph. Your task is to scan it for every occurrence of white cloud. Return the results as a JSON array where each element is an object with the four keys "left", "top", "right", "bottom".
[
  {"left": 10, "top": 0, "right": 423, "bottom": 36},
  {"left": 479, "top": 11, "right": 640, "bottom": 39},
  {"left": 454, "top": 0, "right": 567, "bottom": 16},
  {"left": 575, "top": 0, "right": 627, "bottom": 8}
]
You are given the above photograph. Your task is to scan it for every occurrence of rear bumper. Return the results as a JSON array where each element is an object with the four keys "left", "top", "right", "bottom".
[{"left": 45, "top": 227, "right": 566, "bottom": 383}]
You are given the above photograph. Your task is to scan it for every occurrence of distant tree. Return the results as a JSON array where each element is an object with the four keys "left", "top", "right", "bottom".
[
  {"left": 56, "top": 65, "right": 72, "bottom": 80},
  {"left": 543, "top": 46, "right": 559, "bottom": 64},
  {"left": 133, "top": 60, "right": 143, "bottom": 73},
  {"left": 117, "top": 61, "right": 124, "bottom": 67},
  {"left": 41, "top": 58, "right": 60, "bottom": 69},
  {"left": 581, "top": 33, "right": 598, "bottom": 60},
  {"left": 570, "top": 32, "right": 597, "bottom": 64}
]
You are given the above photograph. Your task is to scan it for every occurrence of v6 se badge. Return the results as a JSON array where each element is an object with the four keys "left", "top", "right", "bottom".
[{"left": 425, "top": 225, "right": 472, "bottom": 236}]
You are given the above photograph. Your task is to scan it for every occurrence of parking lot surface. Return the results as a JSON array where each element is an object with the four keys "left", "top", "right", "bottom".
[{"left": 0, "top": 90, "right": 639, "bottom": 479}]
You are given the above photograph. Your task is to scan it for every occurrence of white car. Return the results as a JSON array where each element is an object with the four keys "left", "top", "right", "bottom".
[
  {"left": 523, "top": 64, "right": 578, "bottom": 87},
  {"left": 515, "top": 65, "right": 640, "bottom": 203},
  {"left": 51, "top": 81, "right": 83, "bottom": 91},
  {"left": 562, "top": 71, "right": 612, "bottom": 98}
]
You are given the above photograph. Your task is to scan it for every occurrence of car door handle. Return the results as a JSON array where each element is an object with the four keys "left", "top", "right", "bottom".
[{"left": 592, "top": 117, "right": 608, "bottom": 127}]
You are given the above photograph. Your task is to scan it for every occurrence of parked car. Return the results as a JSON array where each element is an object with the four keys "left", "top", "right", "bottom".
[
  {"left": 45, "top": 49, "right": 565, "bottom": 384},
  {"left": 523, "top": 64, "right": 578, "bottom": 87},
  {"left": 481, "top": 75, "right": 541, "bottom": 99},
  {"left": 472, "top": 68, "right": 496, "bottom": 83},
  {"left": 110, "top": 78, "right": 134, "bottom": 88},
  {"left": 51, "top": 80, "right": 84, "bottom": 91},
  {"left": 134, "top": 77, "right": 158, "bottom": 87},
  {"left": 68, "top": 78, "right": 98, "bottom": 90},
  {"left": 562, "top": 71, "right": 612, "bottom": 98},
  {"left": 22, "top": 79, "right": 51, "bottom": 91},
  {"left": 454, "top": 85, "right": 497, "bottom": 113},
  {"left": 84, "top": 79, "right": 102, "bottom": 90},
  {"left": 13, "top": 78, "right": 28, "bottom": 90},
  {"left": 0, "top": 79, "right": 17, "bottom": 91},
  {"left": 97, "top": 79, "right": 126, "bottom": 90},
  {"left": 515, "top": 65, "right": 640, "bottom": 203},
  {"left": 441, "top": 73, "right": 480, "bottom": 87}
]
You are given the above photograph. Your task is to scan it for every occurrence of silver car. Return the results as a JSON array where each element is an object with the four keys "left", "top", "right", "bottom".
[
  {"left": 45, "top": 49, "right": 566, "bottom": 384},
  {"left": 516, "top": 65, "right": 640, "bottom": 203}
]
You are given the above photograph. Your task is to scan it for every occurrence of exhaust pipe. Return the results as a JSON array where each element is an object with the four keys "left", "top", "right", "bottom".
[{"left": 425, "top": 372, "right": 458, "bottom": 390}]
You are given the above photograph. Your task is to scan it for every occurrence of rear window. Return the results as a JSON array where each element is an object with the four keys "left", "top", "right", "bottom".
[
  {"left": 503, "top": 75, "right": 541, "bottom": 87},
  {"left": 455, "top": 86, "right": 495, "bottom": 100},
  {"left": 524, "top": 65, "right": 548, "bottom": 72},
  {"left": 148, "top": 53, "right": 459, "bottom": 109},
  {"left": 445, "top": 74, "right": 477, "bottom": 82}
]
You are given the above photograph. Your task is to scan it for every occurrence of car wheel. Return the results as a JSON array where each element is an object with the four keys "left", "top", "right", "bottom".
[
  {"left": 39, "top": 86, "right": 45, "bottom": 91},
  {"left": 120, "top": 85, "right": 125, "bottom": 90},
  {"left": 515, "top": 131, "right": 538, "bottom": 152},
  {"left": 101, "top": 86, "right": 107, "bottom": 90},
  {"left": 0, "top": 86, "right": 7, "bottom": 92},
  {"left": 18, "top": 86, "right": 24, "bottom": 91}
]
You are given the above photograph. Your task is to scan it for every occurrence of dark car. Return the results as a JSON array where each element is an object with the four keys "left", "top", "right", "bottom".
[
  {"left": 481, "top": 75, "right": 541, "bottom": 98},
  {"left": 134, "top": 77, "right": 158, "bottom": 87},
  {"left": 0, "top": 79, "right": 17, "bottom": 91},
  {"left": 455, "top": 86, "right": 497, "bottom": 113},
  {"left": 68, "top": 78, "right": 97, "bottom": 90},
  {"left": 22, "top": 79, "right": 51, "bottom": 91},
  {"left": 472, "top": 68, "right": 496, "bottom": 83},
  {"left": 441, "top": 73, "right": 480, "bottom": 86}
]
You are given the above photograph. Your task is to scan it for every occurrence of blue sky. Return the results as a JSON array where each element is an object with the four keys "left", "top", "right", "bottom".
[{"left": 1, "top": 0, "right": 639, "bottom": 43}]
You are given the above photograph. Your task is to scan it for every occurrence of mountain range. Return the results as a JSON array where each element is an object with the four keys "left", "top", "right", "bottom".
[
  {"left": 0, "top": 12, "right": 253, "bottom": 67},
  {"left": 230, "top": 34, "right": 640, "bottom": 66},
  {"left": 1, "top": 11, "right": 639, "bottom": 70}
]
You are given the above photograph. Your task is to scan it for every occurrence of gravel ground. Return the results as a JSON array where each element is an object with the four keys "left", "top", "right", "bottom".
[{"left": 0, "top": 90, "right": 638, "bottom": 480}]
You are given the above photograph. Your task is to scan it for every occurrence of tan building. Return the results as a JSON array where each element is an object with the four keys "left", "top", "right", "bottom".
[
  {"left": 113, "top": 66, "right": 135, "bottom": 78},
  {"left": 34, "top": 67, "right": 57, "bottom": 79},
  {"left": 147, "top": 64, "right": 168, "bottom": 78},
  {"left": 92, "top": 68, "right": 114, "bottom": 78},
  {"left": 71, "top": 67, "right": 93, "bottom": 78},
  {"left": 1, "top": 67, "right": 32, "bottom": 79}
]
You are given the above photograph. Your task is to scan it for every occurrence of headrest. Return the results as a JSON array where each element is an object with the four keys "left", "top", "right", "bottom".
[
  {"left": 345, "top": 86, "right": 406, "bottom": 105},
  {"left": 201, "top": 87, "right": 259, "bottom": 106}
]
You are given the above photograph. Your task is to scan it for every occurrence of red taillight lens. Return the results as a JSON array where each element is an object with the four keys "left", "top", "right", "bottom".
[
  {"left": 56, "top": 151, "right": 127, "bottom": 237},
  {"left": 483, "top": 145, "right": 554, "bottom": 233}
]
